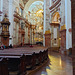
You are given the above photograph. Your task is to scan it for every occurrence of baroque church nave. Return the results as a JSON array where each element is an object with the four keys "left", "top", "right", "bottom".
[{"left": 0, "top": 0, "right": 75, "bottom": 75}]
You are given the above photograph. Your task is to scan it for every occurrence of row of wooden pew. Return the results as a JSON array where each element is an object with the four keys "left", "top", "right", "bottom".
[{"left": 0, "top": 49, "right": 48, "bottom": 75}]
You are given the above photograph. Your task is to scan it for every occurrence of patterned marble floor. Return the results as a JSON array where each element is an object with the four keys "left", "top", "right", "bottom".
[{"left": 32, "top": 51, "right": 73, "bottom": 75}]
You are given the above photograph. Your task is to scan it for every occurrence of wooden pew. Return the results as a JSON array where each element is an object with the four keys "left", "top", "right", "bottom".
[
  {"left": 39, "top": 51, "right": 43, "bottom": 63},
  {"left": 45, "top": 49, "right": 48, "bottom": 59},
  {"left": 31, "top": 52, "right": 36, "bottom": 69},
  {"left": 0, "top": 49, "right": 48, "bottom": 75},
  {"left": 35, "top": 53, "right": 40, "bottom": 66},
  {"left": 41, "top": 49, "right": 48, "bottom": 63},
  {"left": 41, "top": 50, "right": 45, "bottom": 62},
  {"left": 8, "top": 55, "right": 27, "bottom": 75},
  {"left": 26, "top": 54, "right": 33, "bottom": 70},
  {"left": 0, "top": 58, "right": 9, "bottom": 75},
  {"left": 20, "top": 54, "right": 26, "bottom": 75},
  {"left": 0, "top": 58, "right": 3, "bottom": 75},
  {"left": 35, "top": 51, "right": 44, "bottom": 66},
  {"left": 8, "top": 58, "right": 20, "bottom": 71},
  {"left": 43, "top": 49, "right": 48, "bottom": 61},
  {"left": 40, "top": 51, "right": 44, "bottom": 63},
  {"left": 0, "top": 55, "right": 27, "bottom": 75}
]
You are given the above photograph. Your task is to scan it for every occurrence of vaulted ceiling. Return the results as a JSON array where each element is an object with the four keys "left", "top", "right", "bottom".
[{"left": 24, "top": 0, "right": 43, "bottom": 13}]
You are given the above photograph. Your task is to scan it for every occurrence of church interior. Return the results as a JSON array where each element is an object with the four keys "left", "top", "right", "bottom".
[{"left": 0, "top": 0, "right": 75, "bottom": 75}]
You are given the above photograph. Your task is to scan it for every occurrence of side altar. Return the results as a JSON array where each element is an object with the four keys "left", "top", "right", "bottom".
[{"left": 1, "top": 14, "right": 10, "bottom": 47}]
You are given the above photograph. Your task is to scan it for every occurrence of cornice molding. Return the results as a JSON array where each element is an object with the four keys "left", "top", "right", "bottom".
[{"left": 50, "top": 23, "right": 60, "bottom": 27}]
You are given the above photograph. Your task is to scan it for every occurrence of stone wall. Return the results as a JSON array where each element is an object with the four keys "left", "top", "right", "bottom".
[{"left": 3, "top": 0, "right": 9, "bottom": 15}]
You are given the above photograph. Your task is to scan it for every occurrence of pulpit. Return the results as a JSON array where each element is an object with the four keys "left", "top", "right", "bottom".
[{"left": 1, "top": 14, "right": 10, "bottom": 47}]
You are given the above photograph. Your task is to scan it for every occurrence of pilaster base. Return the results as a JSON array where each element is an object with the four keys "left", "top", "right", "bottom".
[
  {"left": 44, "top": 34, "right": 51, "bottom": 47},
  {"left": 60, "top": 29, "right": 66, "bottom": 55}
]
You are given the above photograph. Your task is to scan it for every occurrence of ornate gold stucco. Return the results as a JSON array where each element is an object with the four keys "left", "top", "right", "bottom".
[
  {"left": 45, "top": 30, "right": 51, "bottom": 34},
  {"left": 60, "top": 24, "right": 66, "bottom": 31}
]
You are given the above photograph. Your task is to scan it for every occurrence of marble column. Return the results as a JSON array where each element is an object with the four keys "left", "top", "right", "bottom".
[
  {"left": 30, "top": 26, "right": 32, "bottom": 45},
  {"left": 43, "top": 0, "right": 46, "bottom": 46}
]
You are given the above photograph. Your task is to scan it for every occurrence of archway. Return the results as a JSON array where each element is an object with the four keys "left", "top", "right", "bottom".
[
  {"left": 24, "top": 1, "right": 44, "bottom": 45},
  {"left": 50, "top": 12, "right": 60, "bottom": 51}
]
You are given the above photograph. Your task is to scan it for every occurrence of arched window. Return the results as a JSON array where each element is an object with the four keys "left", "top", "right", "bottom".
[{"left": 19, "top": 8, "right": 23, "bottom": 16}]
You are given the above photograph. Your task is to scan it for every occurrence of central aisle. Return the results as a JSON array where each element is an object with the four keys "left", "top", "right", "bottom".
[{"left": 32, "top": 50, "right": 73, "bottom": 75}]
